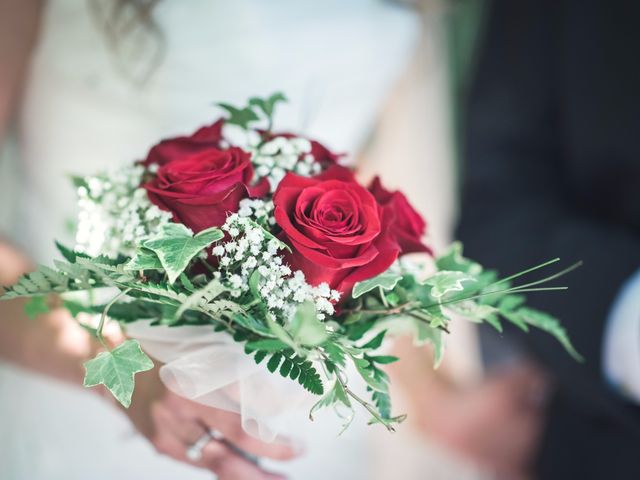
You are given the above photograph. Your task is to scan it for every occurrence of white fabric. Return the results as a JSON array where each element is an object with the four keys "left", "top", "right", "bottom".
[
  {"left": 603, "top": 268, "right": 640, "bottom": 403},
  {"left": 0, "top": 1, "right": 419, "bottom": 479},
  {"left": 126, "top": 321, "right": 315, "bottom": 444}
]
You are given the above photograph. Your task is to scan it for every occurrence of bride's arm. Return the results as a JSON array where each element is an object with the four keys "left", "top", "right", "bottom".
[
  {"left": 0, "top": 0, "right": 90, "bottom": 380},
  {"left": 0, "top": 241, "right": 106, "bottom": 383},
  {"left": 0, "top": 6, "right": 296, "bottom": 476},
  {"left": 0, "top": 0, "right": 43, "bottom": 143}
]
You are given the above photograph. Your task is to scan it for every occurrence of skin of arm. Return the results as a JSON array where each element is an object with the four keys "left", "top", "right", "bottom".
[{"left": 0, "top": 0, "right": 100, "bottom": 384}]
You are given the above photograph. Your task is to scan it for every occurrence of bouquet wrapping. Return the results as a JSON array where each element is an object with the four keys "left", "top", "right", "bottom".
[{"left": 1, "top": 94, "right": 581, "bottom": 439}]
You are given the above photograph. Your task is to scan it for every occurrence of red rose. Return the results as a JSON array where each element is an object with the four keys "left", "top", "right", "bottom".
[
  {"left": 273, "top": 166, "right": 399, "bottom": 296},
  {"left": 143, "top": 119, "right": 225, "bottom": 167},
  {"left": 369, "top": 177, "right": 431, "bottom": 255},
  {"left": 309, "top": 139, "right": 342, "bottom": 165},
  {"left": 144, "top": 146, "right": 269, "bottom": 232}
]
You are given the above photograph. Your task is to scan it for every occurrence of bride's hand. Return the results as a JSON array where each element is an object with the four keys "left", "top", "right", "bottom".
[{"left": 125, "top": 365, "right": 298, "bottom": 480}]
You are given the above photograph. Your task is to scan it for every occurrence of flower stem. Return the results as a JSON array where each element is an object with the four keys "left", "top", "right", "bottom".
[{"left": 97, "top": 287, "right": 132, "bottom": 349}]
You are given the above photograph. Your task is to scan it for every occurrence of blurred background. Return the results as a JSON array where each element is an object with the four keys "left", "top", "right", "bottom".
[{"left": 1, "top": 1, "right": 638, "bottom": 479}]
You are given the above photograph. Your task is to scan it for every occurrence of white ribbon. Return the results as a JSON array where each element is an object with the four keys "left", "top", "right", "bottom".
[{"left": 125, "top": 321, "right": 316, "bottom": 444}]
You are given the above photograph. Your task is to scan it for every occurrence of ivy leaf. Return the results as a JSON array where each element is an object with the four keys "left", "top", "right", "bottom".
[
  {"left": 352, "top": 272, "right": 403, "bottom": 299},
  {"left": 422, "top": 271, "right": 476, "bottom": 299},
  {"left": 289, "top": 301, "right": 329, "bottom": 347},
  {"left": 125, "top": 248, "right": 163, "bottom": 271},
  {"left": 450, "top": 301, "right": 498, "bottom": 324},
  {"left": 435, "top": 242, "right": 483, "bottom": 275},
  {"left": 83, "top": 339, "right": 154, "bottom": 408},
  {"left": 217, "top": 103, "right": 260, "bottom": 128},
  {"left": 414, "top": 323, "right": 445, "bottom": 368},
  {"left": 24, "top": 295, "right": 49, "bottom": 319},
  {"left": 418, "top": 305, "right": 449, "bottom": 329},
  {"left": 142, "top": 224, "right": 223, "bottom": 284}
]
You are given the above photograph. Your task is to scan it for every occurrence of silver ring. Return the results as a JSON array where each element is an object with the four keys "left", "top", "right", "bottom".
[{"left": 186, "top": 431, "right": 213, "bottom": 462}]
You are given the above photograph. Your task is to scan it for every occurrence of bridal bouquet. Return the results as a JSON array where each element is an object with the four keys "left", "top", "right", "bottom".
[{"left": 1, "top": 94, "right": 581, "bottom": 435}]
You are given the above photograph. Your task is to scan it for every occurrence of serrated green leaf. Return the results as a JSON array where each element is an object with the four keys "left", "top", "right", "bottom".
[
  {"left": 267, "top": 353, "right": 283, "bottom": 373},
  {"left": 352, "top": 272, "right": 403, "bottom": 299},
  {"left": 322, "top": 342, "right": 346, "bottom": 366},
  {"left": 254, "top": 350, "right": 268, "bottom": 364},
  {"left": 245, "top": 339, "right": 289, "bottom": 353},
  {"left": 309, "top": 379, "right": 351, "bottom": 421},
  {"left": 369, "top": 355, "right": 399, "bottom": 365},
  {"left": 289, "top": 364, "right": 300, "bottom": 380},
  {"left": 352, "top": 357, "right": 387, "bottom": 392},
  {"left": 83, "top": 339, "right": 154, "bottom": 408},
  {"left": 142, "top": 224, "right": 223, "bottom": 284},
  {"left": 55, "top": 241, "right": 89, "bottom": 263},
  {"left": 372, "top": 390, "right": 392, "bottom": 419},
  {"left": 516, "top": 307, "right": 583, "bottom": 361},
  {"left": 499, "top": 294, "right": 526, "bottom": 310},
  {"left": 360, "top": 330, "right": 387, "bottom": 350},
  {"left": 279, "top": 358, "right": 293, "bottom": 377}
]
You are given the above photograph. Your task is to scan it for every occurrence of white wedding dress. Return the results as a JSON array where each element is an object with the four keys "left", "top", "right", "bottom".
[{"left": 0, "top": 1, "right": 419, "bottom": 479}]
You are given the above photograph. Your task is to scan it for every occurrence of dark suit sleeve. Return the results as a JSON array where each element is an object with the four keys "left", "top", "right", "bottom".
[{"left": 456, "top": 0, "right": 640, "bottom": 409}]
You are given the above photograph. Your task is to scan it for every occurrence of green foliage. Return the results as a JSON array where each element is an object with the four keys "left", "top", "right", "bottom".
[
  {"left": 83, "top": 339, "right": 154, "bottom": 408},
  {"left": 245, "top": 338, "right": 289, "bottom": 353},
  {"left": 24, "top": 296, "right": 49, "bottom": 319},
  {"left": 141, "top": 224, "right": 223, "bottom": 284},
  {"left": 125, "top": 248, "right": 163, "bottom": 271},
  {"left": 352, "top": 272, "right": 403, "bottom": 299},
  {"left": 511, "top": 307, "right": 583, "bottom": 361},
  {"left": 422, "top": 271, "right": 476, "bottom": 299},
  {"left": 368, "top": 355, "right": 399, "bottom": 365},
  {"left": 248, "top": 92, "right": 287, "bottom": 120},
  {"left": 371, "top": 390, "right": 392, "bottom": 419},
  {"left": 288, "top": 301, "right": 329, "bottom": 346},
  {"left": 309, "top": 379, "right": 352, "bottom": 423},
  {"left": 435, "top": 242, "right": 482, "bottom": 275},
  {"left": 249, "top": 346, "right": 324, "bottom": 396},
  {"left": 360, "top": 330, "right": 387, "bottom": 350},
  {"left": 414, "top": 322, "right": 445, "bottom": 368},
  {"left": 218, "top": 92, "right": 287, "bottom": 130},
  {"left": 0, "top": 261, "right": 103, "bottom": 300},
  {"left": 217, "top": 103, "right": 260, "bottom": 128}
]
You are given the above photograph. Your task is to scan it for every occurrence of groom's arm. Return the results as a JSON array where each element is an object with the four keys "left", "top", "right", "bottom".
[{"left": 456, "top": 0, "right": 640, "bottom": 408}]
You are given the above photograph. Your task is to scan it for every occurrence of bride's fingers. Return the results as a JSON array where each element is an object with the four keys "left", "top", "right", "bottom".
[
  {"left": 200, "top": 442, "right": 286, "bottom": 480},
  {"left": 199, "top": 408, "right": 298, "bottom": 461},
  {"left": 150, "top": 401, "right": 207, "bottom": 446}
]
